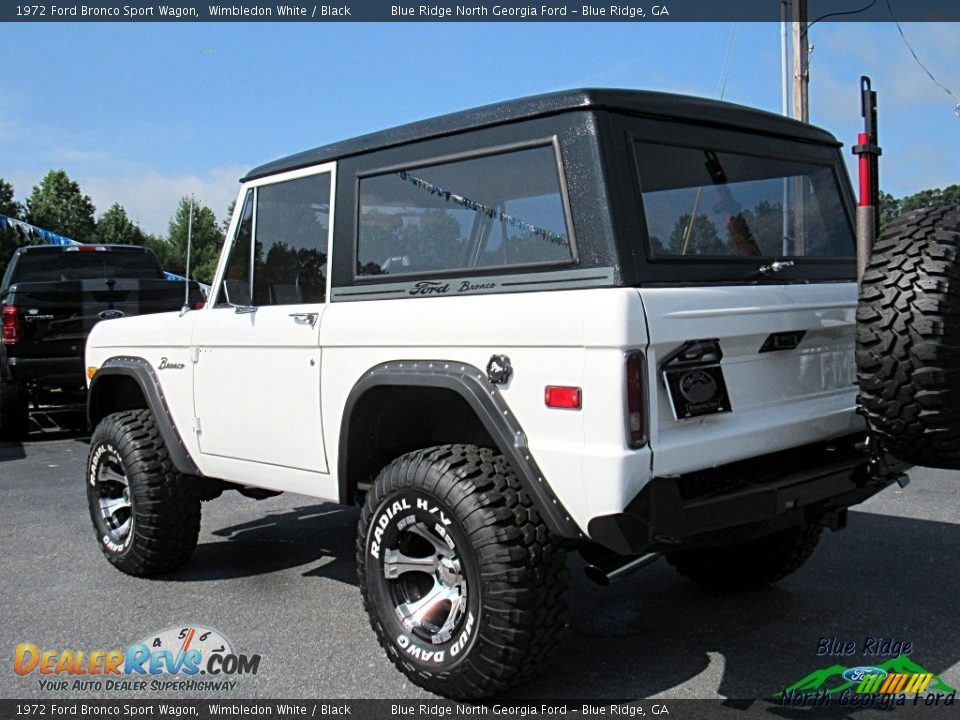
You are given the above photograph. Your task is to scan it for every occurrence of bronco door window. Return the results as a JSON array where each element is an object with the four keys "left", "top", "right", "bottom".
[
  {"left": 634, "top": 141, "right": 855, "bottom": 261},
  {"left": 356, "top": 143, "right": 574, "bottom": 278},
  {"left": 218, "top": 173, "right": 331, "bottom": 306}
]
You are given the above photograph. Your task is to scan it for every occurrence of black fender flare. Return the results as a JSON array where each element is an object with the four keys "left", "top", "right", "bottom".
[
  {"left": 338, "top": 360, "right": 583, "bottom": 541},
  {"left": 87, "top": 356, "right": 201, "bottom": 477}
]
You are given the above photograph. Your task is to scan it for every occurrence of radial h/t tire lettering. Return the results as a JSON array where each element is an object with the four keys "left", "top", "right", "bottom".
[{"left": 357, "top": 444, "right": 568, "bottom": 699}]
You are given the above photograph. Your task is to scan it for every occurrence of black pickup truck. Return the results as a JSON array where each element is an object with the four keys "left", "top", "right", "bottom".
[{"left": 0, "top": 244, "right": 204, "bottom": 438}]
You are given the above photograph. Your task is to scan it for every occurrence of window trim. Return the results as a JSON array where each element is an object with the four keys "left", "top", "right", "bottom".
[
  {"left": 209, "top": 161, "right": 337, "bottom": 308},
  {"left": 352, "top": 136, "right": 578, "bottom": 283}
]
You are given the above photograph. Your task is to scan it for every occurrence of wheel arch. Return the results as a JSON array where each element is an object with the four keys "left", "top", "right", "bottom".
[
  {"left": 338, "top": 360, "right": 582, "bottom": 541},
  {"left": 88, "top": 357, "right": 201, "bottom": 476}
]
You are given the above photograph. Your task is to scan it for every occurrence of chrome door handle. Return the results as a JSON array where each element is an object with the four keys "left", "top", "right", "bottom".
[{"left": 289, "top": 312, "right": 319, "bottom": 327}]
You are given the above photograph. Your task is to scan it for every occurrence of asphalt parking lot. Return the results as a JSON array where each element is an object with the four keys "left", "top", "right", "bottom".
[{"left": 1, "top": 411, "right": 958, "bottom": 701}]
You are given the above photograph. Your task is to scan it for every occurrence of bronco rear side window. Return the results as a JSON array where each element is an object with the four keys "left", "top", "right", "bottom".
[
  {"left": 635, "top": 141, "right": 855, "bottom": 260},
  {"left": 356, "top": 144, "right": 573, "bottom": 277}
]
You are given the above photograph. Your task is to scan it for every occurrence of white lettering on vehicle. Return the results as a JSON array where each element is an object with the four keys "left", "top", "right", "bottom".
[
  {"left": 449, "top": 612, "right": 475, "bottom": 657},
  {"left": 369, "top": 496, "right": 454, "bottom": 559},
  {"left": 368, "top": 497, "right": 412, "bottom": 559}
]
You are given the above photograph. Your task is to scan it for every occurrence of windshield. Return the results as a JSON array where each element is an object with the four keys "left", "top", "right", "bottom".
[
  {"left": 11, "top": 249, "right": 165, "bottom": 282},
  {"left": 635, "top": 141, "right": 855, "bottom": 260}
]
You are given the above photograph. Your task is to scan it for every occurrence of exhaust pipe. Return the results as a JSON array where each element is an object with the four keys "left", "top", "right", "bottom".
[{"left": 584, "top": 552, "right": 659, "bottom": 586}]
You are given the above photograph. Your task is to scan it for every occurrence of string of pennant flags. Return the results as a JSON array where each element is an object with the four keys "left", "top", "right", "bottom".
[
  {"left": 396, "top": 171, "right": 567, "bottom": 247},
  {"left": 0, "top": 213, "right": 81, "bottom": 247},
  {"left": 0, "top": 213, "right": 187, "bottom": 282}
]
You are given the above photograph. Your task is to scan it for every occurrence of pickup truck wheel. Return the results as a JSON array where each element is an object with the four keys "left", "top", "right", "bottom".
[
  {"left": 357, "top": 444, "right": 568, "bottom": 699},
  {"left": 86, "top": 409, "right": 201, "bottom": 576},
  {"left": 665, "top": 523, "right": 822, "bottom": 589},
  {"left": 0, "top": 379, "right": 29, "bottom": 440},
  {"left": 857, "top": 205, "right": 960, "bottom": 469}
]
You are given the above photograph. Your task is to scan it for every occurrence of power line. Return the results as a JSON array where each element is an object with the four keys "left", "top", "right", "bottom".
[
  {"left": 806, "top": 0, "right": 877, "bottom": 34},
  {"left": 717, "top": 20, "right": 741, "bottom": 100},
  {"left": 885, "top": 0, "right": 960, "bottom": 116},
  {"left": 716, "top": 0, "right": 742, "bottom": 100}
]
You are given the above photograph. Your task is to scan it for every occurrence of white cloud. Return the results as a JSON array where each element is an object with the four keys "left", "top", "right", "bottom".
[
  {"left": 82, "top": 166, "right": 246, "bottom": 236},
  {"left": 8, "top": 164, "right": 245, "bottom": 237},
  {"left": 2, "top": 104, "right": 245, "bottom": 236}
]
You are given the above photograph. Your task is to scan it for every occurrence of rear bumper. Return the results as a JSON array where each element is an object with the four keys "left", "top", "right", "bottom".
[
  {"left": 587, "top": 434, "right": 910, "bottom": 555},
  {"left": 5, "top": 356, "right": 85, "bottom": 387}
]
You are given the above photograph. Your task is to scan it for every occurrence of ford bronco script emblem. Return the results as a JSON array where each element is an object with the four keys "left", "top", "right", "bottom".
[{"left": 98, "top": 309, "right": 125, "bottom": 320}]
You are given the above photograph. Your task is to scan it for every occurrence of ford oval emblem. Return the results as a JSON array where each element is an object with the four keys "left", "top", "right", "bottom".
[
  {"left": 98, "top": 309, "right": 125, "bottom": 320},
  {"left": 842, "top": 666, "right": 887, "bottom": 683}
]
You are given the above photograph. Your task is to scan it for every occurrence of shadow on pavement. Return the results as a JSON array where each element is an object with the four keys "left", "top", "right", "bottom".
[
  {"left": 0, "top": 407, "right": 88, "bottom": 461},
  {"left": 511, "top": 511, "right": 960, "bottom": 702},
  {"left": 0, "top": 440, "right": 27, "bottom": 461},
  {"left": 163, "top": 503, "right": 360, "bottom": 582},
  {"left": 169, "top": 501, "right": 958, "bottom": 702}
]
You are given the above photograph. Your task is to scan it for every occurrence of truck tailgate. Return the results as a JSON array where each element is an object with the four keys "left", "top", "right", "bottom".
[
  {"left": 639, "top": 283, "right": 864, "bottom": 476},
  {"left": 10, "top": 278, "right": 188, "bottom": 359}
]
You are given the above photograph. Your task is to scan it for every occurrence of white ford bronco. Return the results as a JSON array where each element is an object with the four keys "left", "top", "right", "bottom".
[{"left": 84, "top": 89, "right": 914, "bottom": 698}]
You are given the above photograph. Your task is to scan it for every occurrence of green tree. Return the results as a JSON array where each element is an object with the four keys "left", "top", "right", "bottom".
[
  {"left": 166, "top": 197, "right": 223, "bottom": 283},
  {"left": 94, "top": 203, "right": 148, "bottom": 246},
  {"left": 25, "top": 170, "right": 96, "bottom": 241},
  {"left": 879, "top": 185, "right": 960, "bottom": 229},
  {"left": 879, "top": 191, "right": 900, "bottom": 229},
  {"left": 0, "top": 178, "right": 23, "bottom": 219},
  {"left": 0, "top": 178, "right": 33, "bottom": 275},
  {"left": 222, "top": 198, "right": 236, "bottom": 234},
  {"left": 900, "top": 185, "right": 960, "bottom": 213},
  {"left": 668, "top": 214, "right": 725, "bottom": 255},
  {"left": 143, "top": 233, "right": 174, "bottom": 270}
]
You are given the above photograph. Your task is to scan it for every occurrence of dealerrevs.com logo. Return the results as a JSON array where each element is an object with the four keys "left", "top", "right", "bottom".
[{"left": 14, "top": 625, "right": 261, "bottom": 692}]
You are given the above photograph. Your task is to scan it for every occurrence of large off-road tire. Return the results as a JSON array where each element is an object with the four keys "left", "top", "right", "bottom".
[
  {"left": 357, "top": 444, "right": 568, "bottom": 699},
  {"left": 857, "top": 205, "right": 960, "bottom": 469},
  {"left": 0, "top": 379, "right": 29, "bottom": 440},
  {"left": 86, "top": 409, "right": 201, "bottom": 576},
  {"left": 665, "top": 523, "right": 822, "bottom": 589}
]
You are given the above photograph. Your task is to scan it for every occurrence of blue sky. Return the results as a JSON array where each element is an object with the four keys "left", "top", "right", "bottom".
[{"left": 2, "top": 21, "right": 957, "bottom": 235}]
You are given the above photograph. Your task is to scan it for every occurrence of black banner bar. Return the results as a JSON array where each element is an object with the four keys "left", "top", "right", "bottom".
[
  {"left": 2, "top": 0, "right": 960, "bottom": 23},
  {"left": 1, "top": 697, "right": 956, "bottom": 720}
]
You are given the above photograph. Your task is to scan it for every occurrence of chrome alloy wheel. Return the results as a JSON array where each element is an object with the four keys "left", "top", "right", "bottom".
[
  {"left": 383, "top": 521, "right": 468, "bottom": 645},
  {"left": 93, "top": 450, "right": 133, "bottom": 544}
]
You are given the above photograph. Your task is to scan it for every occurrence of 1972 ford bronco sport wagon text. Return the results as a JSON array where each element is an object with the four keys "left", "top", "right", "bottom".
[{"left": 83, "top": 89, "right": 915, "bottom": 698}]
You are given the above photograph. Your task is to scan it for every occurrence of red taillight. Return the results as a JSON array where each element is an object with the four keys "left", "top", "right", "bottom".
[
  {"left": 66, "top": 245, "right": 106, "bottom": 252},
  {"left": 2, "top": 306, "right": 20, "bottom": 346},
  {"left": 545, "top": 385, "right": 581, "bottom": 409},
  {"left": 625, "top": 352, "right": 645, "bottom": 447},
  {"left": 193, "top": 301, "right": 206, "bottom": 309}
]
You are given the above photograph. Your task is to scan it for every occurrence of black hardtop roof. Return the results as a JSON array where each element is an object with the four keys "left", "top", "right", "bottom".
[{"left": 243, "top": 88, "right": 841, "bottom": 181}]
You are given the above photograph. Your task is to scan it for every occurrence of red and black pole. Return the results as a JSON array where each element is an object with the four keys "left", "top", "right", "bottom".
[{"left": 852, "top": 76, "right": 881, "bottom": 283}]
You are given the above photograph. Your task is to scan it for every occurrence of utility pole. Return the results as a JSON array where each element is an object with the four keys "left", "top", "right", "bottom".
[
  {"left": 781, "top": 0, "right": 791, "bottom": 254},
  {"left": 791, "top": 0, "right": 809, "bottom": 123},
  {"left": 790, "top": 0, "right": 809, "bottom": 254}
]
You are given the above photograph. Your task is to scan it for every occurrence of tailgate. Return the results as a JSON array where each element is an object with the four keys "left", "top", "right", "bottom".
[
  {"left": 640, "top": 283, "right": 863, "bottom": 477},
  {"left": 11, "top": 279, "right": 187, "bottom": 359}
]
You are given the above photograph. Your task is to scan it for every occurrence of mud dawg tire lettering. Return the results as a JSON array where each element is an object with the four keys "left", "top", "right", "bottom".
[
  {"left": 665, "top": 523, "right": 822, "bottom": 589},
  {"left": 357, "top": 444, "right": 568, "bottom": 699},
  {"left": 86, "top": 409, "right": 201, "bottom": 576},
  {"left": 857, "top": 205, "right": 960, "bottom": 469}
]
